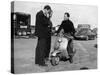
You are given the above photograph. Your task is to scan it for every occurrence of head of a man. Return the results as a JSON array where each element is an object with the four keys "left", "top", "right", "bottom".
[
  {"left": 64, "top": 12, "right": 70, "bottom": 20},
  {"left": 43, "top": 5, "right": 51, "bottom": 15}
]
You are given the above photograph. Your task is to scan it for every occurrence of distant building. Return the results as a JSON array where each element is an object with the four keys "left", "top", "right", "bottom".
[{"left": 77, "top": 24, "right": 91, "bottom": 29}]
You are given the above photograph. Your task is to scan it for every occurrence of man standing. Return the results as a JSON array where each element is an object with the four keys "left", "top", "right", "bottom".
[
  {"left": 56, "top": 12, "right": 75, "bottom": 63},
  {"left": 35, "top": 5, "right": 52, "bottom": 66}
]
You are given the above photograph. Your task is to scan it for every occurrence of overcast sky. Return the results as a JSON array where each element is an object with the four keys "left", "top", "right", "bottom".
[{"left": 13, "top": 1, "right": 98, "bottom": 29}]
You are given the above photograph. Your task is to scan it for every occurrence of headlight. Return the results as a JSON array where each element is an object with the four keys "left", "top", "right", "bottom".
[{"left": 58, "top": 39, "right": 62, "bottom": 42}]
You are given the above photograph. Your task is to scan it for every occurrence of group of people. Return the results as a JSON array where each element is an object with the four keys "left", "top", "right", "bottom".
[{"left": 35, "top": 5, "right": 75, "bottom": 66}]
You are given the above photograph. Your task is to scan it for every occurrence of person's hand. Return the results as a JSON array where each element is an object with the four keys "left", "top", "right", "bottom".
[
  {"left": 46, "top": 13, "right": 50, "bottom": 18},
  {"left": 54, "top": 31, "right": 58, "bottom": 36},
  {"left": 44, "top": 12, "right": 49, "bottom": 18},
  {"left": 55, "top": 33, "right": 58, "bottom": 36}
]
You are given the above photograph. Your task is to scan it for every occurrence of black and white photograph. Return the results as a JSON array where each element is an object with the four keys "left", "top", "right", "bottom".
[{"left": 11, "top": 1, "right": 98, "bottom": 74}]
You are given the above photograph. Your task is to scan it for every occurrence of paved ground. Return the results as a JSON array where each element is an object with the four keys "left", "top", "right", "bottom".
[{"left": 14, "top": 36, "right": 97, "bottom": 74}]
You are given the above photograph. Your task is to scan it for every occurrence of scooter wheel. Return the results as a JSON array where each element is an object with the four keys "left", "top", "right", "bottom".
[{"left": 50, "top": 56, "right": 60, "bottom": 66}]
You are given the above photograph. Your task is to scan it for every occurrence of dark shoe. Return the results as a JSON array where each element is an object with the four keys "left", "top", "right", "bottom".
[
  {"left": 69, "top": 58, "right": 73, "bottom": 63},
  {"left": 69, "top": 55, "right": 73, "bottom": 63}
]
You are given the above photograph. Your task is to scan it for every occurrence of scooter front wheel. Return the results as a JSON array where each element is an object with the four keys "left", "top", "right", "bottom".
[{"left": 50, "top": 56, "right": 60, "bottom": 66}]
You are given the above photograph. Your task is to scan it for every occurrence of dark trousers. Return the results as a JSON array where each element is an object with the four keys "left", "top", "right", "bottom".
[
  {"left": 67, "top": 39, "right": 74, "bottom": 56},
  {"left": 35, "top": 37, "right": 51, "bottom": 65}
]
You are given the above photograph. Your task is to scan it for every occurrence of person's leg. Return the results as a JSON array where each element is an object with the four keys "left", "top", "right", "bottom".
[
  {"left": 35, "top": 38, "right": 40, "bottom": 64},
  {"left": 35, "top": 37, "right": 46, "bottom": 65},
  {"left": 45, "top": 37, "right": 51, "bottom": 59},
  {"left": 67, "top": 39, "right": 74, "bottom": 63}
]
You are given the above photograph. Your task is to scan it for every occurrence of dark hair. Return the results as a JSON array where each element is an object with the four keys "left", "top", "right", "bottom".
[
  {"left": 44, "top": 5, "right": 51, "bottom": 10},
  {"left": 65, "top": 12, "right": 70, "bottom": 17}
]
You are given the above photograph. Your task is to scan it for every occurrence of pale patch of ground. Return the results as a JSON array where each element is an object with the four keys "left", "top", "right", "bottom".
[{"left": 14, "top": 36, "right": 97, "bottom": 74}]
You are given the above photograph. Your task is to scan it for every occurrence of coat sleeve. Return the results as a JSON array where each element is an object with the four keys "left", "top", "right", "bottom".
[
  {"left": 37, "top": 13, "right": 49, "bottom": 27},
  {"left": 56, "top": 21, "right": 63, "bottom": 33},
  {"left": 70, "top": 21, "right": 76, "bottom": 35}
]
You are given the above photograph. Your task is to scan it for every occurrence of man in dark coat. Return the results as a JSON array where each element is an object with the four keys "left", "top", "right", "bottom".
[
  {"left": 56, "top": 12, "right": 76, "bottom": 63},
  {"left": 35, "top": 5, "right": 52, "bottom": 66}
]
